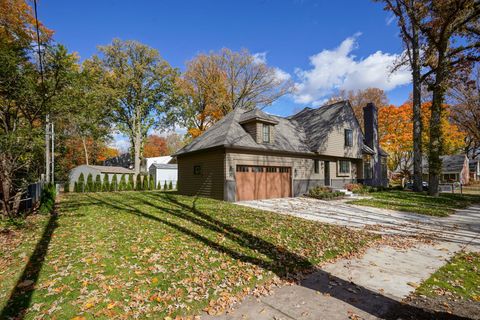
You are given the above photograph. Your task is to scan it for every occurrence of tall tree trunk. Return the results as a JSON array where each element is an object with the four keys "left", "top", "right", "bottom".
[
  {"left": 134, "top": 125, "right": 141, "bottom": 175},
  {"left": 81, "top": 136, "right": 89, "bottom": 165},
  {"left": 428, "top": 57, "right": 447, "bottom": 197},
  {"left": 411, "top": 28, "right": 423, "bottom": 192},
  {"left": 0, "top": 157, "right": 11, "bottom": 218}
]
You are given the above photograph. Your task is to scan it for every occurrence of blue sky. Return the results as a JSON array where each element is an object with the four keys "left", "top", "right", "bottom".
[{"left": 39, "top": 0, "right": 412, "bottom": 150}]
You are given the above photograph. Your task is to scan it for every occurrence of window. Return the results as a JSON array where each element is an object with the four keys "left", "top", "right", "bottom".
[
  {"left": 443, "top": 173, "right": 457, "bottom": 182},
  {"left": 193, "top": 165, "right": 202, "bottom": 175},
  {"left": 262, "top": 124, "right": 270, "bottom": 143},
  {"left": 381, "top": 157, "right": 387, "bottom": 181},
  {"left": 236, "top": 166, "right": 249, "bottom": 172},
  {"left": 279, "top": 167, "right": 290, "bottom": 173},
  {"left": 266, "top": 167, "right": 277, "bottom": 173},
  {"left": 338, "top": 160, "right": 350, "bottom": 175},
  {"left": 363, "top": 155, "right": 372, "bottom": 179},
  {"left": 344, "top": 129, "right": 353, "bottom": 147},
  {"left": 251, "top": 166, "right": 264, "bottom": 173},
  {"left": 314, "top": 160, "right": 319, "bottom": 174}
]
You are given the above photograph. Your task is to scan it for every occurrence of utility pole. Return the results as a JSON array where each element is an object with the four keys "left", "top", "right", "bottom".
[
  {"left": 51, "top": 122, "right": 55, "bottom": 184},
  {"left": 34, "top": 0, "right": 50, "bottom": 184},
  {"left": 45, "top": 117, "right": 50, "bottom": 183}
]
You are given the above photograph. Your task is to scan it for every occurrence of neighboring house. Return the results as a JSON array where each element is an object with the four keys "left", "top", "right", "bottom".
[
  {"left": 422, "top": 154, "right": 470, "bottom": 184},
  {"left": 441, "top": 155, "right": 470, "bottom": 184},
  {"left": 469, "top": 159, "right": 480, "bottom": 182},
  {"left": 69, "top": 165, "right": 134, "bottom": 189},
  {"left": 149, "top": 163, "right": 178, "bottom": 188},
  {"left": 145, "top": 156, "right": 176, "bottom": 170},
  {"left": 104, "top": 153, "right": 133, "bottom": 169},
  {"left": 104, "top": 154, "right": 175, "bottom": 172},
  {"left": 174, "top": 101, "right": 388, "bottom": 202}
]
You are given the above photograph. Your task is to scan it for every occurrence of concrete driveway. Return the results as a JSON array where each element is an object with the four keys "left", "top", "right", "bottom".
[
  {"left": 204, "top": 197, "right": 480, "bottom": 319},
  {"left": 236, "top": 197, "right": 480, "bottom": 249}
]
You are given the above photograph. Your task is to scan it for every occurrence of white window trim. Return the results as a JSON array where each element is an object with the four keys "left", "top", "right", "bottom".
[{"left": 337, "top": 160, "right": 351, "bottom": 177}]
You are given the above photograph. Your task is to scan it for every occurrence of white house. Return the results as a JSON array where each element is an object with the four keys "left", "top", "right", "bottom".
[
  {"left": 149, "top": 163, "right": 178, "bottom": 188},
  {"left": 145, "top": 156, "right": 175, "bottom": 170},
  {"left": 69, "top": 165, "right": 134, "bottom": 190}
]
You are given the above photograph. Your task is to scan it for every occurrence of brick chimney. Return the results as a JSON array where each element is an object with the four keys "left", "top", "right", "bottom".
[{"left": 363, "top": 103, "right": 381, "bottom": 185}]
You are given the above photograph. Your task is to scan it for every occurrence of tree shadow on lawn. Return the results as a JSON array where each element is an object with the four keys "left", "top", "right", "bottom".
[
  {"left": 0, "top": 212, "right": 59, "bottom": 320},
  {"left": 88, "top": 192, "right": 469, "bottom": 320}
]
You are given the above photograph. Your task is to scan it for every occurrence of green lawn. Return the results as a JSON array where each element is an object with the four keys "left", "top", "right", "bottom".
[
  {"left": 415, "top": 252, "right": 480, "bottom": 302},
  {"left": 0, "top": 191, "right": 375, "bottom": 319},
  {"left": 349, "top": 190, "right": 480, "bottom": 216}
]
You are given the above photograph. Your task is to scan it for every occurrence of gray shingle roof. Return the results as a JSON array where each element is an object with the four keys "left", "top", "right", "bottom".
[
  {"left": 174, "top": 101, "right": 382, "bottom": 157},
  {"left": 440, "top": 155, "right": 467, "bottom": 173},
  {"left": 150, "top": 163, "right": 178, "bottom": 169},
  {"left": 87, "top": 165, "right": 134, "bottom": 174},
  {"left": 239, "top": 108, "right": 279, "bottom": 124}
]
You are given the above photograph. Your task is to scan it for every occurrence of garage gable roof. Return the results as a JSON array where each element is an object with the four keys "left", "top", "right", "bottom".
[
  {"left": 174, "top": 101, "right": 365, "bottom": 156},
  {"left": 150, "top": 163, "right": 178, "bottom": 169}
]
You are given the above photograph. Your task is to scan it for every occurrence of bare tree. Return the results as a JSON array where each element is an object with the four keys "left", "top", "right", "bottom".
[
  {"left": 449, "top": 65, "right": 480, "bottom": 159},
  {"left": 176, "top": 48, "right": 293, "bottom": 137},
  {"left": 326, "top": 88, "right": 389, "bottom": 129}
]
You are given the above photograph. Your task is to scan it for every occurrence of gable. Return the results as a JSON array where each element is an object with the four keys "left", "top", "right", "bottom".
[{"left": 291, "top": 101, "right": 364, "bottom": 158}]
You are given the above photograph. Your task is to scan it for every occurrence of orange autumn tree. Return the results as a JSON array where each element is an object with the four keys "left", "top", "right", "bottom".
[
  {"left": 143, "top": 135, "right": 169, "bottom": 157},
  {"left": 379, "top": 104, "right": 413, "bottom": 174},
  {"left": 59, "top": 137, "right": 119, "bottom": 172},
  {"left": 420, "top": 102, "right": 465, "bottom": 157},
  {"left": 379, "top": 102, "right": 465, "bottom": 177}
]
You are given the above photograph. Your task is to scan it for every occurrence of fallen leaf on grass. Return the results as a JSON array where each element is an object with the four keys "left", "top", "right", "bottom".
[{"left": 17, "top": 279, "right": 34, "bottom": 288}]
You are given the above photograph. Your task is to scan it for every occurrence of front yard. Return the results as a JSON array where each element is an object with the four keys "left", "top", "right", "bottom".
[
  {"left": 0, "top": 191, "right": 375, "bottom": 319},
  {"left": 349, "top": 190, "right": 480, "bottom": 217},
  {"left": 388, "top": 251, "right": 480, "bottom": 319}
]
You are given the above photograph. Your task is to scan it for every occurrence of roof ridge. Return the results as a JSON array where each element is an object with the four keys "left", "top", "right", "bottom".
[{"left": 224, "top": 108, "right": 245, "bottom": 142}]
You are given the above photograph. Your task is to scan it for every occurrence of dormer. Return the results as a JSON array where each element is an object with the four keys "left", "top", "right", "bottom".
[{"left": 239, "top": 108, "right": 279, "bottom": 144}]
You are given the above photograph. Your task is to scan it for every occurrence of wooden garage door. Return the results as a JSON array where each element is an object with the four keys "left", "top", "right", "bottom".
[{"left": 236, "top": 165, "right": 291, "bottom": 201}]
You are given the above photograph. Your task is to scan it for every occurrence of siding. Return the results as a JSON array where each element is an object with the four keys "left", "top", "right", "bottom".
[
  {"left": 241, "top": 121, "right": 274, "bottom": 144},
  {"left": 225, "top": 149, "right": 360, "bottom": 199},
  {"left": 315, "top": 105, "right": 363, "bottom": 159},
  {"left": 177, "top": 149, "right": 225, "bottom": 200}
]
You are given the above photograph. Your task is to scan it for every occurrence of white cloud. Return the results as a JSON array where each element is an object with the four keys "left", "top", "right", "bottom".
[
  {"left": 273, "top": 67, "right": 291, "bottom": 82},
  {"left": 253, "top": 52, "right": 291, "bottom": 82},
  {"left": 252, "top": 52, "right": 268, "bottom": 64},
  {"left": 293, "top": 34, "right": 411, "bottom": 105}
]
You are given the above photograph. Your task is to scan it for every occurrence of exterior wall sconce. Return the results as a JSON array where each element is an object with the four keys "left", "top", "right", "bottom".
[
  {"left": 294, "top": 168, "right": 298, "bottom": 177},
  {"left": 229, "top": 165, "right": 234, "bottom": 178}
]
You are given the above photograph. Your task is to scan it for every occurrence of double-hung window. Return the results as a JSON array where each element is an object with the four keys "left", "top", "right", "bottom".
[
  {"left": 262, "top": 124, "right": 270, "bottom": 143},
  {"left": 338, "top": 160, "right": 350, "bottom": 175},
  {"left": 344, "top": 129, "right": 353, "bottom": 147}
]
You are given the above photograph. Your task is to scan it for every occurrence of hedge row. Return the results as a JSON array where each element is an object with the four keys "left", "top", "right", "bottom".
[{"left": 66, "top": 173, "right": 174, "bottom": 193}]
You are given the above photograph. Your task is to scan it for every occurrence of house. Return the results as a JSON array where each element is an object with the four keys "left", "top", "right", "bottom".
[
  {"left": 440, "top": 155, "right": 469, "bottom": 184},
  {"left": 145, "top": 156, "right": 176, "bottom": 170},
  {"left": 69, "top": 165, "right": 134, "bottom": 189},
  {"left": 469, "top": 159, "right": 480, "bottom": 182},
  {"left": 104, "top": 154, "right": 176, "bottom": 172},
  {"left": 104, "top": 153, "right": 133, "bottom": 169},
  {"left": 421, "top": 154, "right": 470, "bottom": 184},
  {"left": 174, "top": 101, "right": 388, "bottom": 201},
  {"left": 149, "top": 163, "right": 178, "bottom": 188}
]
